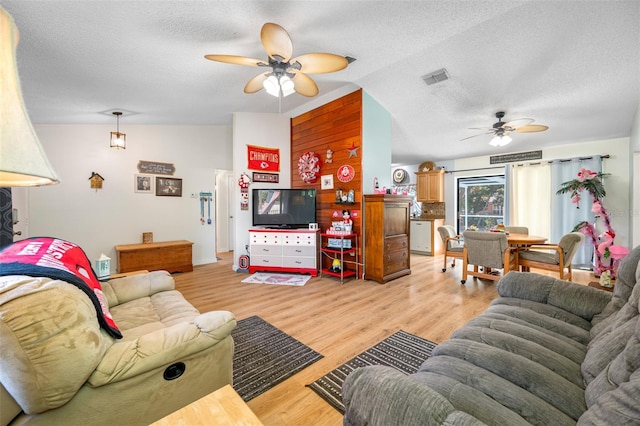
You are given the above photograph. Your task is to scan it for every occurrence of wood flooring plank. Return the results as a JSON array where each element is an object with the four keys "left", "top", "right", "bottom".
[{"left": 173, "top": 252, "right": 595, "bottom": 426}]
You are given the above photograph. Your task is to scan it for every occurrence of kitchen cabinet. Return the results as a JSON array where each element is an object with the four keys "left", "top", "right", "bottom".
[{"left": 416, "top": 170, "right": 445, "bottom": 202}]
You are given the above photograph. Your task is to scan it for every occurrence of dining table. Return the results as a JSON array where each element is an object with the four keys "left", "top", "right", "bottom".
[{"left": 506, "top": 233, "right": 547, "bottom": 245}]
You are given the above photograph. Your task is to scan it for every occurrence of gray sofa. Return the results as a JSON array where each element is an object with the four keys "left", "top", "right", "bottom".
[{"left": 343, "top": 245, "right": 640, "bottom": 425}]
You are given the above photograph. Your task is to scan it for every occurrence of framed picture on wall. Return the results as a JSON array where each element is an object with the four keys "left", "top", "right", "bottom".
[
  {"left": 321, "top": 174, "right": 334, "bottom": 190},
  {"left": 134, "top": 174, "right": 154, "bottom": 193},
  {"left": 156, "top": 177, "right": 182, "bottom": 197}
]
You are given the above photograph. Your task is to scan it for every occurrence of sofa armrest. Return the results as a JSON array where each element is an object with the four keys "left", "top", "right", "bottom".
[
  {"left": 497, "top": 272, "right": 612, "bottom": 320},
  {"left": 342, "top": 366, "right": 486, "bottom": 426},
  {"left": 101, "top": 271, "right": 175, "bottom": 307},
  {"left": 88, "top": 311, "right": 235, "bottom": 386}
]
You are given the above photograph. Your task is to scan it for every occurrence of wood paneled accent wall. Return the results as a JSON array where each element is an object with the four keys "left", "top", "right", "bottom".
[{"left": 291, "top": 89, "right": 363, "bottom": 274}]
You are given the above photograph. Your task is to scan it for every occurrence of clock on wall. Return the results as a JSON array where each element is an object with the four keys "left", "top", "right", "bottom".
[{"left": 393, "top": 168, "right": 407, "bottom": 184}]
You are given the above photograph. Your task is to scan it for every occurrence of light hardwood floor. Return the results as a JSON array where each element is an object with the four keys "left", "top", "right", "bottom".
[{"left": 173, "top": 252, "right": 596, "bottom": 426}]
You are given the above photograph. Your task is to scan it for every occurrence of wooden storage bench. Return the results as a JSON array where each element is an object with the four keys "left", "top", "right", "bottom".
[{"left": 115, "top": 240, "right": 193, "bottom": 273}]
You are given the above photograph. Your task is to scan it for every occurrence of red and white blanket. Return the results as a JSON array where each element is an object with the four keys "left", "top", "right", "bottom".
[{"left": 0, "top": 237, "right": 122, "bottom": 338}]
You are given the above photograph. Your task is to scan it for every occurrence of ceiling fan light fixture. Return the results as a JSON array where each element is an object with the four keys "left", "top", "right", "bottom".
[
  {"left": 489, "top": 134, "right": 512, "bottom": 147},
  {"left": 263, "top": 75, "right": 280, "bottom": 96},
  {"left": 280, "top": 75, "right": 295, "bottom": 97}
]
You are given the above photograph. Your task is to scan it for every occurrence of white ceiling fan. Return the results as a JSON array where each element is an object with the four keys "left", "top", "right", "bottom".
[
  {"left": 205, "top": 23, "right": 352, "bottom": 98},
  {"left": 462, "top": 111, "right": 549, "bottom": 146}
]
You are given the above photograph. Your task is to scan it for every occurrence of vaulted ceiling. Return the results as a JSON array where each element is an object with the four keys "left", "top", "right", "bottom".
[{"left": 3, "top": 1, "right": 639, "bottom": 163}]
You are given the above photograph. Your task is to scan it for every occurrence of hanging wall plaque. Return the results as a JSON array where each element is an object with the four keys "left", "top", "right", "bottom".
[{"left": 137, "top": 160, "right": 175, "bottom": 175}]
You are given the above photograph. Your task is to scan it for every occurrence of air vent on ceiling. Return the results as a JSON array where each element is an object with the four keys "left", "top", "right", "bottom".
[{"left": 422, "top": 68, "right": 449, "bottom": 86}]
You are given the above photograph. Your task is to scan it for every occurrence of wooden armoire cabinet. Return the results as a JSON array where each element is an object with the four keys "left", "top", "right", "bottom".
[{"left": 363, "top": 194, "right": 412, "bottom": 283}]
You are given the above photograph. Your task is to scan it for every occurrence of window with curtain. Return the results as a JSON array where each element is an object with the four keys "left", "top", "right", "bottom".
[
  {"left": 508, "top": 163, "right": 551, "bottom": 239},
  {"left": 507, "top": 156, "right": 602, "bottom": 269},
  {"left": 457, "top": 175, "right": 505, "bottom": 233}
]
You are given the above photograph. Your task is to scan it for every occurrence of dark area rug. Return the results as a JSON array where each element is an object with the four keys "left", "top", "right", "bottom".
[
  {"left": 232, "top": 315, "right": 323, "bottom": 401},
  {"left": 307, "top": 330, "right": 437, "bottom": 413}
]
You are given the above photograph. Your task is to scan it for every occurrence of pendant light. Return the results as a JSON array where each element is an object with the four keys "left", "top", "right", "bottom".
[
  {"left": 110, "top": 111, "right": 126, "bottom": 149},
  {"left": 0, "top": 6, "right": 59, "bottom": 186}
]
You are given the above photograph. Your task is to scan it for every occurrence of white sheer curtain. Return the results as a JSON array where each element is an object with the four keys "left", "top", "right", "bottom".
[
  {"left": 550, "top": 157, "right": 602, "bottom": 267},
  {"left": 508, "top": 163, "right": 551, "bottom": 239}
]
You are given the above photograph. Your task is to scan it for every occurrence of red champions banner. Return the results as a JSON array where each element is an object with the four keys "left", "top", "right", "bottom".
[{"left": 247, "top": 145, "right": 280, "bottom": 172}]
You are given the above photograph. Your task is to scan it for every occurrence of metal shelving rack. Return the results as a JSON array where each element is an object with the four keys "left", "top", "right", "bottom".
[{"left": 320, "top": 232, "right": 359, "bottom": 284}]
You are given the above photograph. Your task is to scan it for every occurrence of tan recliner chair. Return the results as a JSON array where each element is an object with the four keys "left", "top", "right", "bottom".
[{"left": 0, "top": 271, "right": 236, "bottom": 425}]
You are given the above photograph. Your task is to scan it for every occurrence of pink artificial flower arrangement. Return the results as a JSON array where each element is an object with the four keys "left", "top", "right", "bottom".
[
  {"left": 557, "top": 168, "right": 629, "bottom": 278},
  {"left": 577, "top": 167, "right": 598, "bottom": 182}
]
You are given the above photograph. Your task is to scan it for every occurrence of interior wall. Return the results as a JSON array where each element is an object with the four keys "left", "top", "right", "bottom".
[
  {"left": 25, "top": 124, "right": 232, "bottom": 271},
  {"left": 362, "top": 91, "right": 392, "bottom": 193},
  {"left": 232, "top": 112, "right": 291, "bottom": 270},
  {"left": 290, "top": 89, "right": 363, "bottom": 237},
  {"left": 291, "top": 90, "right": 369, "bottom": 276}
]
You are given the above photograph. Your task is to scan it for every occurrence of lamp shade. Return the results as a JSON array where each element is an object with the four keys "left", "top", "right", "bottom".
[{"left": 0, "top": 7, "right": 59, "bottom": 187}]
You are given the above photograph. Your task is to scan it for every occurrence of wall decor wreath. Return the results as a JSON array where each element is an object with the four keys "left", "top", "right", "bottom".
[{"left": 298, "top": 151, "right": 321, "bottom": 184}]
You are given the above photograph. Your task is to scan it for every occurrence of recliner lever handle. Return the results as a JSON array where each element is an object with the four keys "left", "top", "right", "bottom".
[{"left": 163, "top": 362, "right": 186, "bottom": 381}]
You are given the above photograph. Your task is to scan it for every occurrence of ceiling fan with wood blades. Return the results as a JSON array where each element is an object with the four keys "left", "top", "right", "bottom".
[
  {"left": 205, "top": 23, "right": 351, "bottom": 98},
  {"left": 461, "top": 111, "right": 549, "bottom": 146}
]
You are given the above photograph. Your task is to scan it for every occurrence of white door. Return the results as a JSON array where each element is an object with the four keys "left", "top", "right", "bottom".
[{"left": 215, "top": 170, "right": 233, "bottom": 252}]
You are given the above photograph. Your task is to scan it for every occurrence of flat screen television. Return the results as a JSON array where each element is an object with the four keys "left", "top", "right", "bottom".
[{"left": 252, "top": 188, "right": 316, "bottom": 229}]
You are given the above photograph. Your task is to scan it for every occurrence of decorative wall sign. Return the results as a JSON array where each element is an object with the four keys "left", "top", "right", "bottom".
[
  {"left": 298, "top": 151, "right": 321, "bottom": 183},
  {"left": 489, "top": 150, "right": 542, "bottom": 164},
  {"left": 137, "top": 160, "right": 175, "bottom": 175},
  {"left": 332, "top": 210, "right": 359, "bottom": 219},
  {"left": 252, "top": 172, "right": 279, "bottom": 183},
  {"left": 337, "top": 165, "right": 355, "bottom": 183},
  {"left": 134, "top": 174, "right": 153, "bottom": 193},
  {"left": 155, "top": 177, "right": 182, "bottom": 197},
  {"left": 247, "top": 145, "right": 280, "bottom": 172}
]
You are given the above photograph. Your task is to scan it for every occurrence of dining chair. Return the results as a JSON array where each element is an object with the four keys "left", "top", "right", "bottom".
[
  {"left": 517, "top": 232, "right": 584, "bottom": 281},
  {"left": 437, "top": 225, "right": 464, "bottom": 272},
  {"left": 504, "top": 226, "right": 529, "bottom": 235},
  {"left": 461, "top": 231, "right": 517, "bottom": 285}
]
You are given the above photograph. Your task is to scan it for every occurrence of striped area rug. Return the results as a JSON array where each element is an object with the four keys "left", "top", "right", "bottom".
[
  {"left": 307, "top": 330, "right": 437, "bottom": 413},
  {"left": 232, "top": 315, "right": 323, "bottom": 401}
]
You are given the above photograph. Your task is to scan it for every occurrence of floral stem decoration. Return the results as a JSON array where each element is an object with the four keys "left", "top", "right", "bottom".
[{"left": 556, "top": 168, "right": 628, "bottom": 277}]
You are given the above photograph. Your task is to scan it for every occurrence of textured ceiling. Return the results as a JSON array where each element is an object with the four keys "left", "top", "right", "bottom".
[{"left": 2, "top": 0, "right": 639, "bottom": 163}]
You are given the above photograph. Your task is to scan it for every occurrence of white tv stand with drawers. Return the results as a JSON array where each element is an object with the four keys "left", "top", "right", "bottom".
[{"left": 248, "top": 228, "right": 319, "bottom": 276}]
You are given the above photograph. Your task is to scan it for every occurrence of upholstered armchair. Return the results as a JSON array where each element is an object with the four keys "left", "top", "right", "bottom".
[
  {"left": 0, "top": 271, "right": 236, "bottom": 425},
  {"left": 517, "top": 231, "right": 584, "bottom": 281},
  {"left": 437, "top": 225, "right": 464, "bottom": 272},
  {"left": 461, "top": 231, "right": 517, "bottom": 285}
]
